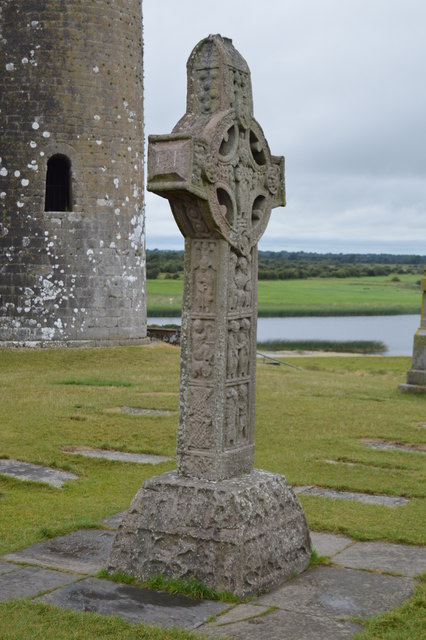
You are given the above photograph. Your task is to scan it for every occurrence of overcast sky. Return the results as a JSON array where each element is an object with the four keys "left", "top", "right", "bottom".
[{"left": 143, "top": 0, "right": 426, "bottom": 254}]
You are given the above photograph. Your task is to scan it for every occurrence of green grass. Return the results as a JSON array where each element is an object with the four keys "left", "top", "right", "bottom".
[
  {"left": 0, "top": 344, "right": 424, "bottom": 638},
  {"left": 0, "top": 600, "right": 215, "bottom": 640},
  {"left": 98, "top": 570, "right": 241, "bottom": 603},
  {"left": 352, "top": 575, "right": 426, "bottom": 639},
  {"left": 257, "top": 339, "right": 387, "bottom": 353},
  {"left": 147, "top": 274, "right": 421, "bottom": 316},
  {"left": 57, "top": 378, "right": 134, "bottom": 387}
]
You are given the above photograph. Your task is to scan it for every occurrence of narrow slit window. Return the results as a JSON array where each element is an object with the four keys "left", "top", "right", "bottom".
[{"left": 45, "top": 155, "right": 72, "bottom": 211}]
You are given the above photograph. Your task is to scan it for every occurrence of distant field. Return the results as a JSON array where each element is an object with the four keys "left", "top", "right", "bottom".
[{"left": 147, "top": 274, "right": 421, "bottom": 316}]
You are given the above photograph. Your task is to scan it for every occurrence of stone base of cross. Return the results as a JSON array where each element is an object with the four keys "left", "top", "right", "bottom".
[{"left": 109, "top": 35, "right": 311, "bottom": 596}]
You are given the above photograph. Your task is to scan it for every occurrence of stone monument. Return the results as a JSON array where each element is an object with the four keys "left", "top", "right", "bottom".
[
  {"left": 0, "top": 0, "right": 146, "bottom": 346},
  {"left": 109, "top": 34, "right": 311, "bottom": 597},
  {"left": 399, "top": 268, "right": 426, "bottom": 393}
]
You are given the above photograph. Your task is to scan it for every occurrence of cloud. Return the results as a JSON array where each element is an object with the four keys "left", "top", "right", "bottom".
[{"left": 143, "top": 0, "right": 426, "bottom": 253}]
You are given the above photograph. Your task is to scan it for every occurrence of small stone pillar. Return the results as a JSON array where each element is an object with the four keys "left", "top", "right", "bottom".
[
  {"left": 399, "top": 269, "right": 426, "bottom": 394},
  {"left": 109, "top": 35, "right": 311, "bottom": 597}
]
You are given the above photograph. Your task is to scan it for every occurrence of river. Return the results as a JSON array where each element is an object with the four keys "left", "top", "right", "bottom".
[{"left": 147, "top": 315, "right": 420, "bottom": 356}]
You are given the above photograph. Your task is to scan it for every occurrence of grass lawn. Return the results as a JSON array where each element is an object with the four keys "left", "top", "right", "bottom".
[
  {"left": 146, "top": 274, "right": 421, "bottom": 316},
  {"left": 0, "top": 344, "right": 424, "bottom": 638}
]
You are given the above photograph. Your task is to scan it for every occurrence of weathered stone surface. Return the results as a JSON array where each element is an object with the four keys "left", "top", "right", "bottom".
[
  {"left": 201, "top": 607, "right": 362, "bottom": 639},
  {"left": 0, "top": 566, "right": 81, "bottom": 601},
  {"left": 62, "top": 446, "right": 173, "bottom": 465},
  {"left": 0, "top": 560, "right": 20, "bottom": 575},
  {"left": 147, "top": 35, "right": 285, "bottom": 482},
  {"left": 333, "top": 541, "right": 426, "bottom": 577},
  {"left": 258, "top": 566, "right": 414, "bottom": 618},
  {"left": 38, "top": 577, "right": 229, "bottom": 629},
  {"left": 295, "top": 485, "right": 410, "bottom": 506},
  {"left": 310, "top": 532, "right": 354, "bottom": 558},
  {"left": 0, "top": 459, "right": 78, "bottom": 487},
  {"left": 361, "top": 439, "right": 426, "bottom": 454},
  {"left": 101, "top": 511, "right": 128, "bottom": 529},
  {"left": 399, "top": 268, "right": 426, "bottom": 393},
  {"left": 111, "top": 34, "right": 310, "bottom": 598},
  {"left": 4, "top": 529, "right": 115, "bottom": 574},
  {"left": 0, "top": 1, "right": 146, "bottom": 346},
  {"left": 109, "top": 470, "right": 311, "bottom": 597}
]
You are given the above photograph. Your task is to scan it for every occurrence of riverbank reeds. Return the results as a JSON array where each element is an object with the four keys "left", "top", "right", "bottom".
[{"left": 256, "top": 339, "right": 387, "bottom": 354}]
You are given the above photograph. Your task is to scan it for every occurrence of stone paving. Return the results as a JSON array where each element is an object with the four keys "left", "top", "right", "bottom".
[
  {"left": 0, "top": 514, "right": 425, "bottom": 638},
  {"left": 61, "top": 446, "right": 173, "bottom": 465},
  {"left": 294, "top": 485, "right": 410, "bottom": 506},
  {"left": 0, "top": 459, "right": 78, "bottom": 487}
]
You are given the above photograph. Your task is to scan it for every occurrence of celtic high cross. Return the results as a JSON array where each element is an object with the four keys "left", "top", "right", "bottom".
[
  {"left": 148, "top": 34, "right": 285, "bottom": 480},
  {"left": 110, "top": 35, "right": 310, "bottom": 598}
]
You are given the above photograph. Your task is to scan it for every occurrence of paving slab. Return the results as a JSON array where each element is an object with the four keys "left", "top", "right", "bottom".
[
  {"left": 121, "top": 406, "right": 175, "bottom": 416},
  {"left": 200, "top": 607, "right": 361, "bottom": 639},
  {"left": 0, "top": 566, "right": 82, "bottom": 601},
  {"left": 295, "top": 485, "right": 409, "bottom": 506},
  {"left": 62, "top": 446, "right": 173, "bottom": 465},
  {"left": 334, "top": 541, "right": 426, "bottom": 577},
  {"left": 206, "top": 603, "right": 272, "bottom": 626},
  {"left": 0, "top": 560, "right": 21, "bottom": 575},
  {"left": 3, "top": 529, "right": 115, "bottom": 574},
  {"left": 257, "top": 565, "right": 414, "bottom": 619},
  {"left": 310, "top": 531, "right": 354, "bottom": 557},
  {"left": 0, "top": 459, "right": 78, "bottom": 488},
  {"left": 101, "top": 510, "right": 127, "bottom": 529},
  {"left": 362, "top": 439, "right": 426, "bottom": 454},
  {"left": 38, "top": 577, "right": 229, "bottom": 629}
]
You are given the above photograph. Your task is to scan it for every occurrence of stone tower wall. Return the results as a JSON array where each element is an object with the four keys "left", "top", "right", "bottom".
[{"left": 0, "top": 0, "right": 146, "bottom": 345}]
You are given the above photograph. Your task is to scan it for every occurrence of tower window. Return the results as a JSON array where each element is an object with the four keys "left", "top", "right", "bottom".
[{"left": 45, "top": 155, "right": 72, "bottom": 212}]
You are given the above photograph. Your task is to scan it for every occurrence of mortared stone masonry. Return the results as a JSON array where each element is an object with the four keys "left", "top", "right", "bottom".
[{"left": 0, "top": 0, "right": 146, "bottom": 346}]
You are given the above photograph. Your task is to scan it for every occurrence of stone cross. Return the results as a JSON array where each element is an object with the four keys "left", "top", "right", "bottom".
[
  {"left": 148, "top": 34, "right": 285, "bottom": 480},
  {"left": 399, "top": 268, "right": 426, "bottom": 393},
  {"left": 109, "top": 35, "right": 310, "bottom": 597}
]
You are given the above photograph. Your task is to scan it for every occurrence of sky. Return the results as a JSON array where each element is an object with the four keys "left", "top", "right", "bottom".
[{"left": 143, "top": 0, "right": 426, "bottom": 254}]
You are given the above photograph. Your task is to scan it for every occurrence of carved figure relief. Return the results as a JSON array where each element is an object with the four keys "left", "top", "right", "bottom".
[
  {"left": 225, "top": 383, "right": 249, "bottom": 447},
  {"left": 229, "top": 250, "right": 252, "bottom": 312},
  {"left": 191, "top": 319, "right": 215, "bottom": 379},
  {"left": 227, "top": 318, "right": 251, "bottom": 379},
  {"left": 237, "top": 318, "right": 251, "bottom": 378},
  {"left": 238, "top": 384, "right": 249, "bottom": 442},
  {"left": 225, "top": 387, "right": 238, "bottom": 446},
  {"left": 227, "top": 320, "right": 240, "bottom": 379},
  {"left": 193, "top": 241, "right": 216, "bottom": 313},
  {"left": 186, "top": 387, "right": 213, "bottom": 449}
]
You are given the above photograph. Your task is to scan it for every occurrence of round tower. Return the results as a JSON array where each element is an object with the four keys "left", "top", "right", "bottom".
[{"left": 0, "top": 0, "right": 146, "bottom": 346}]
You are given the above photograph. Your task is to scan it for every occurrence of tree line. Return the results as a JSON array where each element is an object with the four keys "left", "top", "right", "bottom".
[{"left": 146, "top": 249, "right": 425, "bottom": 280}]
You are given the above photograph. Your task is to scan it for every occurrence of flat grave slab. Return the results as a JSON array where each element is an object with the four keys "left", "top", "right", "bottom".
[
  {"left": 0, "top": 560, "right": 20, "bottom": 575},
  {"left": 362, "top": 439, "right": 426, "bottom": 454},
  {"left": 202, "top": 606, "right": 361, "bottom": 639},
  {"left": 310, "top": 531, "right": 354, "bottom": 557},
  {"left": 295, "top": 485, "right": 409, "bottom": 506},
  {"left": 3, "top": 529, "right": 115, "bottom": 574},
  {"left": 0, "top": 459, "right": 78, "bottom": 488},
  {"left": 257, "top": 565, "right": 414, "bottom": 619},
  {"left": 0, "top": 566, "right": 81, "bottom": 601},
  {"left": 62, "top": 446, "right": 173, "bottom": 465},
  {"left": 121, "top": 406, "right": 175, "bottom": 416},
  {"left": 333, "top": 540, "right": 426, "bottom": 577},
  {"left": 38, "top": 577, "right": 229, "bottom": 629}
]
